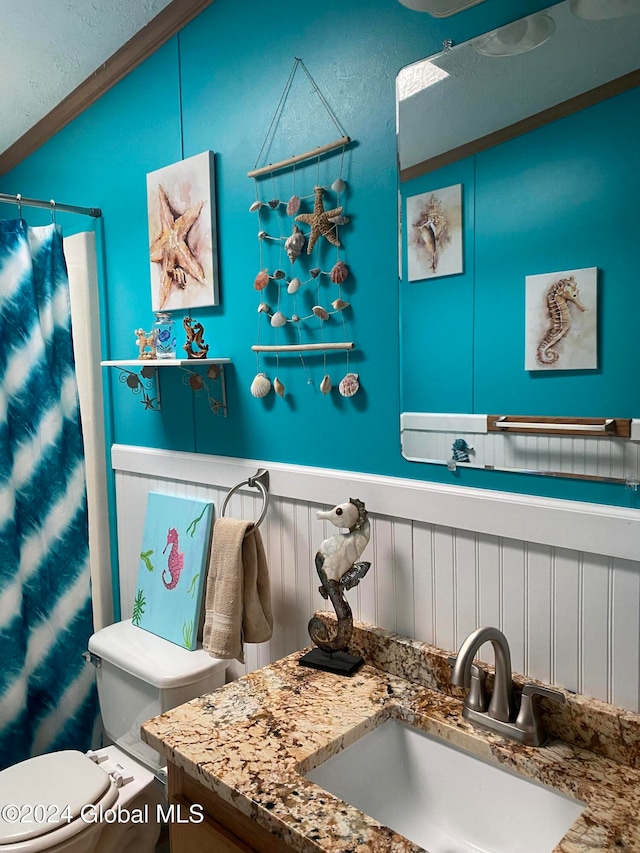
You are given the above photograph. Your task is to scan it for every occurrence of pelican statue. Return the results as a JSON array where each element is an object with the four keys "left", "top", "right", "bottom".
[{"left": 308, "top": 498, "right": 371, "bottom": 653}]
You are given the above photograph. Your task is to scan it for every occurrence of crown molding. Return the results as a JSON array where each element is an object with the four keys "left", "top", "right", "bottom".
[{"left": 0, "top": 0, "right": 216, "bottom": 176}]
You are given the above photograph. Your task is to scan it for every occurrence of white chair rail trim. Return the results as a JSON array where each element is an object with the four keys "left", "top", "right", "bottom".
[{"left": 111, "top": 445, "right": 639, "bottom": 562}]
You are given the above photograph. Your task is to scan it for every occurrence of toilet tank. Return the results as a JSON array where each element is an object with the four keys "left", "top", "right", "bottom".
[{"left": 88, "top": 619, "right": 229, "bottom": 772}]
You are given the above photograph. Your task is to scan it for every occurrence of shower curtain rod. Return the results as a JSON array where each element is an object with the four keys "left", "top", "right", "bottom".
[{"left": 0, "top": 192, "right": 101, "bottom": 218}]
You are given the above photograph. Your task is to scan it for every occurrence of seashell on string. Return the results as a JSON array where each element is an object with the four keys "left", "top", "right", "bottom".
[
  {"left": 258, "top": 230, "right": 267, "bottom": 240},
  {"left": 270, "top": 311, "right": 287, "bottom": 327},
  {"left": 287, "top": 277, "right": 301, "bottom": 294},
  {"left": 331, "top": 178, "right": 347, "bottom": 194},
  {"left": 286, "top": 195, "right": 301, "bottom": 216},
  {"left": 332, "top": 298, "right": 350, "bottom": 311},
  {"left": 274, "top": 377, "right": 285, "bottom": 398},
  {"left": 290, "top": 313, "right": 301, "bottom": 323},
  {"left": 330, "top": 260, "right": 348, "bottom": 284},
  {"left": 268, "top": 199, "right": 280, "bottom": 209},
  {"left": 309, "top": 267, "right": 321, "bottom": 279},
  {"left": 273, "top": 269, "right": 286, "bottom": 279},
  {"left": 328, "top": 215, "right": 350, "bottom": 226},
  {"left": 254, "top": 269, "right": 269, "bottom": 290},
  {"left": 320, "top": 374, "right": 332, "bottom": 395},
  {"left": 339, "top": 373, "right": 360, "bottom": 398},
  {"left": 249, "top": 201, "right": 264, "bottom": 212},
  {"left": 257, "top": 302, "right": 270, "bottom": 313},
  {"left": 250, "top": 373, "right": 271, "bottom": 398},
  {"left": 284, "top": 225, "right": 305, "bottom": 263},
  {"left": 312, "top": 305, "right": 329, "bottom": 321}
]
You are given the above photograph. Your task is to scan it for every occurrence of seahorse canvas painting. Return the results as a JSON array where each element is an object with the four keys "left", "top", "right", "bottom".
[
  {"left": 406, "top": 184, "right": 463, "bottom": 281},
  {"left": 525, "top": 267, "right": 598, "bottom": 371},
  {"left": 147, "top": 150, "right": 219, "bottom": 312},
  {"left": 133, "top": 492, "right": 214, "bottom": 649}
]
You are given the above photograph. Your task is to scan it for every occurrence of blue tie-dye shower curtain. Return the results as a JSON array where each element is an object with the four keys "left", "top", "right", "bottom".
[{"left": 0, "top": 219, "right": 98, "bottom": 770}]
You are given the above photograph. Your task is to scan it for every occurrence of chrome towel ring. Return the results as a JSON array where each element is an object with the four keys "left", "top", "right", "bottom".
[{"left": 221, "top": 468, "right": 270, "bottom": 534}]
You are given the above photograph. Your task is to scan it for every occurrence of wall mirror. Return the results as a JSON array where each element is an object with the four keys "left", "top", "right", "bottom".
[{"left": 397, "top": 0, "right": 640, "bottom": 484}]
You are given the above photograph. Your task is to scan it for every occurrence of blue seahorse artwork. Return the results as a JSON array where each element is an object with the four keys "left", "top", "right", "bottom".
[{"left": 134, "top": 492, "right": 214, "bottom": 649}]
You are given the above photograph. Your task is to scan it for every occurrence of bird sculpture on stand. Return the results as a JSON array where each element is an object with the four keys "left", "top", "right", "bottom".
[{"left": 299, "top": 498, "right": 371, "bottom": 676}]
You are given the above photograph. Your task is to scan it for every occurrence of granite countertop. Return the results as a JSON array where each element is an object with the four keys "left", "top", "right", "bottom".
[{"left": 142, "top": 619, "right": 640, "bottom": 852}]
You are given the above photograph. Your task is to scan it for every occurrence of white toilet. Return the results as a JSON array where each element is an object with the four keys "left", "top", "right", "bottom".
[{"left": 0, "top": 619, "right": 228, "bottom": 852}]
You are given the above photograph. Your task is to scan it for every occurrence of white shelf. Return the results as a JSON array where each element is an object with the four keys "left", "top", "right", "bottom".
[{"left": 101, "top": 358, "right": 231, "bottom": 367}]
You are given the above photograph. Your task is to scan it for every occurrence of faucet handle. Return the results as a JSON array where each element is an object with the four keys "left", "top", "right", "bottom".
[
  {"left": 515, "top": 683, "right": 566, "bottom": 746},
  {"left": 447, "top": 655, "right": 488, "bottom": 712}
]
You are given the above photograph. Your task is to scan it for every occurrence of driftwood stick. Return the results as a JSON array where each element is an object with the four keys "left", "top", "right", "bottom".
[
  {"left": 247, "top": 136, "right": 351, "bottom": 178},
  {"left": 251, "top": 342, "right": 354, "bottom": 353}
]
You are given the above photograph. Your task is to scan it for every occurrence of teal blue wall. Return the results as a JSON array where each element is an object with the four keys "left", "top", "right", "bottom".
[{"left": 1, "top": 0, "right": 636, "bottom": 509}]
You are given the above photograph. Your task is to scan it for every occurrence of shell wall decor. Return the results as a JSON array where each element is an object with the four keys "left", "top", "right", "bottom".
[{"left": 247, "top": 58, "right": 360, "bottom": 403}]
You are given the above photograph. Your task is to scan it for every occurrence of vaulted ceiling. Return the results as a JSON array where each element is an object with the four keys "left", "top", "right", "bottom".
[{"left": 0, "top": 0, "right": 214, "bottom": 175}]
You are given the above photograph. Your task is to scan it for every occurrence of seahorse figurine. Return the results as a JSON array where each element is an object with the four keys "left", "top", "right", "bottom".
[
  {"left": 537, "top": 276, "right": 586, "bottom": 365},
  {"left": 183, "top": 316, "right": 210, "bottom": 359},
  {"left": 162, "top": 527, "right": 185, "bottom": 589},
  {"left": 308, "top": 498, "right": 371, "bottom": 654}
]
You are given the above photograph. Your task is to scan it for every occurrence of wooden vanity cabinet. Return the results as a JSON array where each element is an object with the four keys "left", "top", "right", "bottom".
[{"left": 167, "top": 761, "right": 292, "bottom": 853}]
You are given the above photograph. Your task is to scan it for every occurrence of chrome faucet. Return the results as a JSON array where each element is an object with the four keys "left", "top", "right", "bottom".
[{"left": 450, "top": 626, "right": 565, "bottom": 747}]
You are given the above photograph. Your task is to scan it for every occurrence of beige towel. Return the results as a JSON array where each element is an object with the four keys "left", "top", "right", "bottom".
[{"left": 203, "top": 517, "right": 273, "bottom": 663}]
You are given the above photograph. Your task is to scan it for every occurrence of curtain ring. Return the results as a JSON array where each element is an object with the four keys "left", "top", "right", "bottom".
[
  {"left": 16, "top": 193, "right": 22, "bottom": 218},
  {"left": 50, "top": 199, "right": 56, "bottom": 224}
]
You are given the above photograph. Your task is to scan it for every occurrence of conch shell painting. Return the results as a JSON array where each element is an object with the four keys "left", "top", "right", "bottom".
[
  {"left": 525, "top": 267, "right": 597, "bottom": 371},
  {"left": 406, "top": 183, "right": 463, "bottom": 281},
  {"left": 147, "top": 151, "right": 219, "bottom": 311}
]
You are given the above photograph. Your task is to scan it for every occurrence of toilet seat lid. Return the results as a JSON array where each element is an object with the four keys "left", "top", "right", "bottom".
[{"left": 0, "top": 750, "right": 113, "bottom": 844}]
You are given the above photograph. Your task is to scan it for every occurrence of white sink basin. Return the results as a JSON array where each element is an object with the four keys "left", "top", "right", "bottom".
[{"left": 305, "top": 719, "right": 585, "bottom": 853}]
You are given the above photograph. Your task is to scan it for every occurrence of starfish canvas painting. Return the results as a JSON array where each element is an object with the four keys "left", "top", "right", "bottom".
[{"left": 147, "top": 151, "right": 219, "bottom": 311}]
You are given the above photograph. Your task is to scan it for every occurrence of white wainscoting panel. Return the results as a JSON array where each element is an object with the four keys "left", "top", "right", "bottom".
[{"left": 112, "top": 445, "right": 640, "bottom": 709}]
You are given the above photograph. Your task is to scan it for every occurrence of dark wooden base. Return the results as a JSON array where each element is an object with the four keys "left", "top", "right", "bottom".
[{"left": 298, "top": 647, "right": 364, "bottom": 676}]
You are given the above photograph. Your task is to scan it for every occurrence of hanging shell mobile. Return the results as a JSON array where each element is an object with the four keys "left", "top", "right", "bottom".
[{"left": 248, "top": 60, "right": 356, "bottom": 403}]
